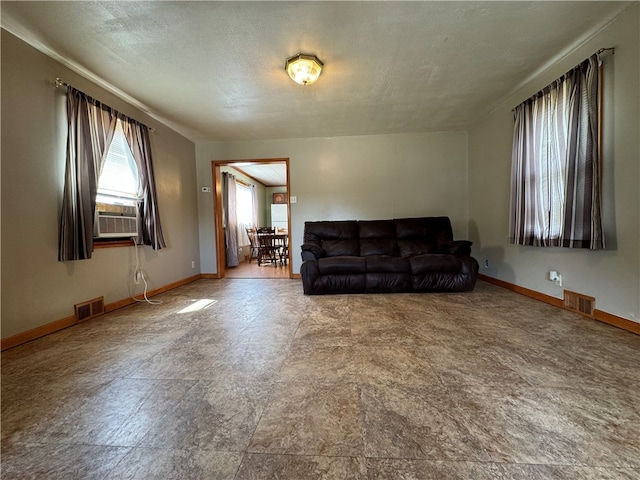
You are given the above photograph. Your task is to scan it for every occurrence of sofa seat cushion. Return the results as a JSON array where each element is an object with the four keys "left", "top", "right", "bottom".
[
  {"left": 410, "top": 254, "right": 462, "bottom": 274},
  {"left": 318, "top": 256, "right": 366, "bottom": 274},
  {"left": 365, "top": 255, "right": 410, "bottom": 273}
]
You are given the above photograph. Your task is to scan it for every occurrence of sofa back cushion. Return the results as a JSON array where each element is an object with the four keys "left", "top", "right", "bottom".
[
  {"left": 359, "top": 220, "right": 398, "bottom": 256},
  {"left": 304, "top": 221, "right": 360, "bottom": 257},
  {"left": 303, "top": 217, "right": 456, "bottom": 259},
  {"left": 395, "top": 217, "right": 454, "bottom": 257}
]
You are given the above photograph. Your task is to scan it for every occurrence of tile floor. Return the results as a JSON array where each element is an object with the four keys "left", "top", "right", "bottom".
[{"left": 1, "top": 279, "right": 639, "bottom": 479}]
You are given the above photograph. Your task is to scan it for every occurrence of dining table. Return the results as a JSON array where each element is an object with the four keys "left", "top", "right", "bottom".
[{"left": 257, "top": 232, "right": 289, "bottom": 265}]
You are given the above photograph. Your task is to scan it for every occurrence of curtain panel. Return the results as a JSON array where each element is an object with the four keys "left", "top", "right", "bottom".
[
  {"left": 58, "top": 87, "right": 166, "bottom": 261},
  {"left": 120, "top": 117, "right": 166, "bottom": 250},
  {"left": 222, "top": 172, "right": 239, "bottom": 268},
  {"left": 251, "top": 184, "right": 259, "bottom": 229},
  {"left": 59, "top": 88, "right": 117, "bottom": 261},
  {"left": 509, "top": 54, "right": 604, "bottom": 249}
]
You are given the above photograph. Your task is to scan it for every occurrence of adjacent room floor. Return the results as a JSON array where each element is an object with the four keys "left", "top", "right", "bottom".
[
  {"left": 1, "top": 279, "right": 639, "bottom": 479},
  {"left": 224, "top": 259, "right": 290, "bottom": 279}
]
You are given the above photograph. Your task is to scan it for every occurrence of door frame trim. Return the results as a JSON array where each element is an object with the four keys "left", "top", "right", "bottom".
[{"left": 211, "top": 158, "right": 291, "bottom": 278}]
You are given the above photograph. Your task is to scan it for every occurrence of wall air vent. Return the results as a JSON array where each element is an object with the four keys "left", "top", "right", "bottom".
[
  {"left": 564, "top": 290, "right": 595, "bottom": 318},
  {"left": 74, "top": 296, "right": 105, "bottom": 322}
]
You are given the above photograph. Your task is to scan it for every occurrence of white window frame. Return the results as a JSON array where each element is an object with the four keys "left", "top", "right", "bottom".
[{"left": 97, "top": 120, "right": 140, "bottom": 207}]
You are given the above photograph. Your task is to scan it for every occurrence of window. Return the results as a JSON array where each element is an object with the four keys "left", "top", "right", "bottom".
[
  {"left": 235, "top": 182, "right": 254, "bottom": 227},
  {"left": 509, "top": 54, "right": 605, "bottom": 249},
  {"left": 236, "top": 181, "right": 254, "bottom": 245},
  {"left": 93, "top": 121, "right": 140, "bottom": 242},
  {"left": 59, "top": 86, "right": 165, "bottom": 261},
  {"left": 97, "top": 121, "right": 139, "bottom": 206}
]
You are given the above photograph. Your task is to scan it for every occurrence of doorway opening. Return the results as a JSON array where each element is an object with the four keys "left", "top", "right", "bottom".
[{"left": 211, "top": 158, "right": 291, "bottom": 279}]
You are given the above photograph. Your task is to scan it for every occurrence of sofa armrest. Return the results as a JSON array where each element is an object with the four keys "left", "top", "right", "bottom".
[
  {"left": 302, "top": 250, "right": 318, "bottom": 262},
  {"left": 301, "top": 243, "right": 325, "bottom": 260},
  {"left": 441, "top": 240, "right": 473, "bottom": 256}
]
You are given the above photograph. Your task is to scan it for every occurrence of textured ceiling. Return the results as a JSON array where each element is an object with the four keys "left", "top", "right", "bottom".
[{"left": 1, "top": 1, "right": 631, "bottom": 143}]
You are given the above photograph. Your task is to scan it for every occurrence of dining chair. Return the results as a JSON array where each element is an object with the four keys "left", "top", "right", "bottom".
[
  {"left": 245, "top": 228, "right": 260, "bottom": 263},
  {"left": 277, "top": 234, "right": 289, "bottom": 265},
  {"left": 256, "top": 227, "right": 278, "bottom": 266}
]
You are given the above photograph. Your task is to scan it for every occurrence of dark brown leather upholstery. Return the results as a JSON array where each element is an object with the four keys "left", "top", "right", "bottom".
[{"left": 300, "top": 217, "right": 478, "bottom": 295}]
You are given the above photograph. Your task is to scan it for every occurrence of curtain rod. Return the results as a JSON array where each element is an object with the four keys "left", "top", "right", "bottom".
[
  {"left": 597, "top": 47, "right": 615, "bottom": 55},
  {"left": 511, "top": 47, "right": 614, "bottom": 112},
  {"left": 54, "top": 77, "right": 156, "bottom": 134},
  {"left": 55, "top": 77, "right": 70, "bottom": 89}
]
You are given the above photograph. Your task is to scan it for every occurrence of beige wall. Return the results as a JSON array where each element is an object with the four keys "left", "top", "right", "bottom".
[
  {"left": 4, "top": 5, "right": 637, "bottom": 342},
  {"left": 1, "top": 30, "right": 200, "bottom": 339},
  {"left": 196, "top": 131, "right": 469, "bottom": 274},
  {"left": 468, "top": 4, "right": 639, "bottom": 323}
]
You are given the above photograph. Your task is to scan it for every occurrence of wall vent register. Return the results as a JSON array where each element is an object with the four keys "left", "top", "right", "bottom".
[
  {"left": 564, "top": 290, "right": 595, "bottom": 318},
  {"left": 74, "top": 296, "right": 105, "bottom": 322}
]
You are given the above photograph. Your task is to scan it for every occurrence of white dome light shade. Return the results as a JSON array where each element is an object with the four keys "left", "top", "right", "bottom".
[{"left": 285, "top": 53, "right": 323, "bottom": 86}]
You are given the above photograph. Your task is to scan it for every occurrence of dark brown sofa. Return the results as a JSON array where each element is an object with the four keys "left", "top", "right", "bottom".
[{"left": 300, "top": 217, "right": 479, "bottom": 295}]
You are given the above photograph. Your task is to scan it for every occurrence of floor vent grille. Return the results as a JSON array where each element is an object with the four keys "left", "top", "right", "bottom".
[
  {"left": 74, "top": 296, "right": 105, "bottom": 322},
  {"left": 564, "top": 290, "right": 595, "bottom": 318}
]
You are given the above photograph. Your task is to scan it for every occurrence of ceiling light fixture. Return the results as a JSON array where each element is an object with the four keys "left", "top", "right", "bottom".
[{"left": 285, "top": 53, "right": 323, "bottom": 86}]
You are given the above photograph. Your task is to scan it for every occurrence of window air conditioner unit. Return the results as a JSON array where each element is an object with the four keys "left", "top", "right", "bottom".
[{"left": 94, "top": 204, "right": 138, "bottom": 238}]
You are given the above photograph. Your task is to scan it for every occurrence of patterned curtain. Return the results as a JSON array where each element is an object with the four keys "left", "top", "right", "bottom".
[
  {"left": 59, "top": 87, "right": 166, "bottom": 261},
  {"left": 509, "top": 54, "right": 604, "bottom": 249},
  {"left": 58, "top": 87, "right": 117, "bottom": 261},
  {"left": 120, "top": 117, "right": 166, "bottom": 250}
]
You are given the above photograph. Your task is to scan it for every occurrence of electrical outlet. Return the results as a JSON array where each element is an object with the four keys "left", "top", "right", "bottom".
[
  {"left": 134, "top": 271, "right": 142, "bottom": 284},
  {"left": 549, "top": 271, "right": 562, "bottom": 286},
  {"left": 484, "top": 259, "right": 489, "bottom": 268},
  {"left": 191, "top": 260, "right": 196, "bottom": 269}
]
